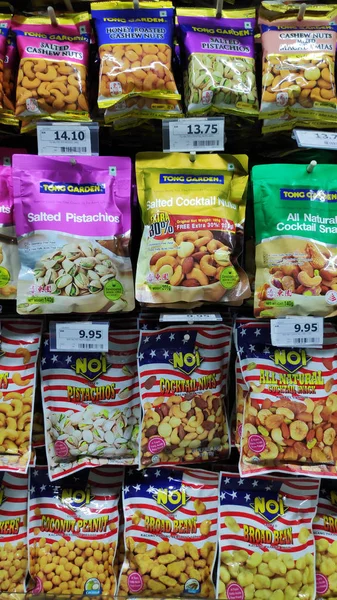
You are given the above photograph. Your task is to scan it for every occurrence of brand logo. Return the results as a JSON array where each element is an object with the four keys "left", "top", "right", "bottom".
[
  {"left": 252, "top": 495, "right": 288, "bottom": 523},
  {"left": 0, "top": 484, "right": 6, "bottom": 507},
  {"left": 40, "top": 182, "right": 105, "bottom": 195},
  {"left": 155, "top": 487, "right": 189, "bottom": 513},
  {"left": 170, "top": 348, "right": 203, "bottom": 376},
  {"left": 71, "top": 354, "right": 107, "bottom": 382},
  {"left": 270, "top": 348, "right": 310, "bottom": 374},
  {"left": 60, "top": 486, "right": 94, "bottom": 511}
]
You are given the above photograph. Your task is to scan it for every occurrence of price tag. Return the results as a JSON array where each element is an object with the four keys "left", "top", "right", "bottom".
[
  {"left": 163, "top": 117, "right": 225, "bottom": 153},
  {"left": 160, "top": 313, "right": 222, "bottom": 323},
  {"left": 293, "top": 129, "right": 337, "bottom": 151},
  {"left": 271, "top": 317, "right": 324, "bottom": 348},
  {"left": 37, "top": 122, "right": 99, "bottom": 156},
  {"left": 51, "top": 322, "right": 109, "bottom": 352}
]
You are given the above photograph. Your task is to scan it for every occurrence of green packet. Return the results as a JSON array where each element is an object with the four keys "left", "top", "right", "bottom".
[{"left": 252, "top": 163, "right": 337, "bottom": 318}]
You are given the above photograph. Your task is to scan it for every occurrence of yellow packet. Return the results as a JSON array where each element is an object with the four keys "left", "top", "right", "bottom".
[{"left": 135, "top": 152, "right": 250, "bottom": 306}]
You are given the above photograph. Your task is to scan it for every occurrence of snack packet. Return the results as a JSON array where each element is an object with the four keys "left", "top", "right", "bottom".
[
  {"left": 91, "top": 1, "right": 180, "bottom": 110},
  {"left": 118, "top": 466, "right": 218, "bottom": 597},
  {"left": 217, "top": 471, "right": 320, "bottom": 600},
  {"left": 236, "top": 319, "right": 337, "bottom": 477},
  {"left": 253, "top": 163, "right": 337, "bottom": 318},
  {"left": 11, "top": 12, "right": 90, "bottom": 122},
  {"left": 0, "top": 34, "right": 19, "bottom": 126},
  {"left": 0, "top": 14, "right": 10, "bottom": 110},
  {"left": 28, "top": 466, "right": 121, "bottom": 596},
  {"left": 259, "top": 3, "right": 337, "bottom": 122},
  {"left": 41, "top": 329, "right": 140, "bottom": 480},
  {"left": 13, "top": 154, "right": 134, "bottom": 315},
  {"left": 138, "top": 324, "right": 231, "bottom": 468},
  {"left": 0, "top": 319, "right": 42, "bottom": 473},
  {"left": 314, "top": 482, "right": 337, "bottom": 598},
  {"left": 233, "top": 354, "right": 248, "bottom": 450},
  {"left": 0, "top": 472, "right": 28, "bottom": 599},
  {"left": 177, "top": 9, "right": 258, "bottom": 117},
  {"left": 136, "top": 152, "right": 250, "bottom": 306}
]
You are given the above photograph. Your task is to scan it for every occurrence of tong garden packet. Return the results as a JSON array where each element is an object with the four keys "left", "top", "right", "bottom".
[
  {"left": 118, "top": 466, "right": 218, "bottom": 598},
  {"left": 217, "top": 472, "right": 320, "bottom": 600}
]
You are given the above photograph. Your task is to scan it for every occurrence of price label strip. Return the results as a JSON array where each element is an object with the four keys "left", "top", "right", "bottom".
[
  {"left": 37, "top": 121, "right": 99, "bottom": 156},
  {"left": 50, "top": 321, "right": 109, "bottom": 352},
  {"left": 293, "top": 129, "right": 337, "bottom": 151},
  {"left": 271, "top": 317, "right": 324, "bottom": 348},
  {"left": 163, "top": 117, "right": 225, "bottom": 153},
  {"left": 160, "top": 313, "right": 222, "bottom": 323}
]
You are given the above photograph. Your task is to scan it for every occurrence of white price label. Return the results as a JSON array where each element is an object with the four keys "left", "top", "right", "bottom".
[
  {"left": 293, "top": 129, "right": 337, "bottom": 150},
  {"left": 163, "top": 117, "right": 225, "bottom": 152},
  {"left": 55, "top": 322, "right": 109, "bottom": 352},
  {"left": 271, "top": 317, "right": 323, "bottom": 348},
  {"left": 160, "top": 313, "right": 222, "bottom": 323},
  {"left": 37, "top": 123, "right": 91, "bottom": 156}
]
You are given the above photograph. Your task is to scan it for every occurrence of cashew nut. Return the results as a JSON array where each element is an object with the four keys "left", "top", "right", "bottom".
[
  {"left": 12, "top": 372, "right": 32, "bottom": 386},
  {"left": 22, "top": 60, "right": 35, "bottom": 79},
  {"left": 154, "top": 255, "right": 177, "bottom": 273},
  {"left": 22, "top": 76, "right": 40, "bottom": 90},
  {"left": 175, "top": 231, "right": 198, "bottom": 245},
  {"left": 18, "top": 413, "right": 31, "bottom": 430},
  {"left": 15, "top": 347, "right": 31, "bottom": 364},
  {"left": 47, "top": 81, "right": 68, "bottom": 95},
  {"left": 297, "top": 271, "right": 322, "bottom": 287},
  {"left": 68, "top": 73, "right": 81, "bottom": 88},
  {"left": 200, "top": 255, "right": 217, "bottom": 276},
  {"left": 170, "top": 265, "right": 184, "bottom": 286},
  {"left": 207, "top": 239, "right": 225, "bottom": 253},
  {"left": 37, "top": 81, "right": 51, "bottom": 98},
  {"left": 33, "top": 59, "right": 47, "bottom": 73},
  {"left": 36, "top": 67, "right": 58, "bottom": 82},
  {"left": 187, "top": 267, "right": 209, "bottom": 286},
  {"left": 63, "top": 84, "right": 79, "bottom": 103},
  {"left": 0, "top": 429, "right": 18, "bottom": 445}
]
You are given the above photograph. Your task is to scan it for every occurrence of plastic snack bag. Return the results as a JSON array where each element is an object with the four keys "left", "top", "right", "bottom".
[
  {"left": 177, "top": 8, "right": 258, "bottom": 117},
  {"left": 0, "top": 472, "right": 28, "bottom": 599},
  {"left": 28, "top": 465, "right": 121, "bottom": 596},
  {"left": 217, "top": 471, "right": 320, "bottom": 600},
  {"left": 236, "top": 319, "right": 337, "bottom": 478},
  {"left": 0, "top": 319, "right": 42, "bottom": 473},
  {"left": 118, "top": 466, "right": 218, "bottom": 597},
  {"left": 138, "top": 324, "right": 231, "bottom": 468},
  {"left": 13, "top": 154, "right": 134, "bottom": 315},
  {"left": 11, "top": 12, "right": 90, "bottom": 122},
  {"left": 0, "top": 14, "right": 10, "bottom": 111},
  {"left": 0, "top": 34, "right": 19, "bottom": 126},
  {"left": 41, "top": 329, "right": 140, "bottom": 480},
  {"left": 253, "top": 163, "right": 337, "bottom": 318},
  {"left": 314, "top": 482, "right": 337, "bottom": 598},
  {"left": 259, "top": 3, "right": 337, "bottom": 123},
  {"left": 136, "top": 152, "right": 250, "bottom": 306},
  {"left": 91, "top": 1, "right": 180, "bottom": 110}
]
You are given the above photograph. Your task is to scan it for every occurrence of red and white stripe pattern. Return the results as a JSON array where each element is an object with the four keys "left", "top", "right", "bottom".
[{"left": 0, "top": 320, "right": 42, "bottom": 473}]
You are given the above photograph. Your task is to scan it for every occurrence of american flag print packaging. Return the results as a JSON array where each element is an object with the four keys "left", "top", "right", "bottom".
[
  {"left": 217, "top": 472, "right": 320, "bottom": 600},
  {"left": 118, "top": 466, "right": 218, "bottom": 598},
  {"left": 235, "top": 320, "right": 337, "bottom": 477},
  {"left": 0, "top": 472, "right": 28, "bottom": 597},
  {"left": 41, "top": 330, "right": 140, "bottom": 481},
  {"left": 28, "top": 466, "right": 121, "bottom": 596},
  {"left": 138, "top": 324, "right": 231, "bottom": 468},
  {"left": 0, "top": 319, "right": 42, "bottom": 473},
  {"left": 314, "top": 482, "right": 337, "bottom": 598}
]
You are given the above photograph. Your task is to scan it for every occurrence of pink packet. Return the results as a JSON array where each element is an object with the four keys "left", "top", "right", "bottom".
[{"left": 13, "top": 154, "right": 134, "bottom": 314}]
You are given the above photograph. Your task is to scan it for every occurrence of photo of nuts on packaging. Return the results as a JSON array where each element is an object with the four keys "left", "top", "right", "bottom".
[
  {"left": 236, "top": 320, "right": 337, "bottom": 477},
  {"left": 119, "top": 467, "right": 218, "bottom": 598},
  {"left": 138, "top": 325, "right": 231, "bottom": 468}
]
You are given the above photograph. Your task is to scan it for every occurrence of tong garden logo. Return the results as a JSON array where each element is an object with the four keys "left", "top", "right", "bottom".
[
  {"left": 252, "top": 495, "right": 288, "bottom": 523},
  {"left": 60, "top": 486, "right": 94, "bottom": 512},
  {"left": 270, "top": 348, "right": 311, "bottom": 374},
  {"left": 155, "top": 486, "right": 190, "bottom": 513},
  {"left": 170, "top": 347, "right": 203, "bottom": 376},
  {"left": 71, "top": 354, "right": 107, "bottom": 382}
]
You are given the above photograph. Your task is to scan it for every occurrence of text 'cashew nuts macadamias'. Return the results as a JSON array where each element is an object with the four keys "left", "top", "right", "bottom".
[
  {"left": 118, "top": 467, "right": 218, "bottom": 598},
  {"left": 217, "top": 472, "right": 320, "bottom": 600},
  {"left": 236, "top": 320, "right": 337, "bottom": 478},
  {"left": 135, "top": 152, "right": 250, "bottom": 306}
]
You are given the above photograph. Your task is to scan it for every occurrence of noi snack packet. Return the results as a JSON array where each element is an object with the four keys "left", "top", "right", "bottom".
[
  {"left": 118, "top": 466, "right": 219, "bottom": 598},
  {"left": 253, "top": 163, "right": 337, "bottom": 318},
  {"left": 91, "top": 1, "right": 180, "bottom": 110},
  {"left": 41, "top": 329, "right": 140, "bottom": 481},
  {"left": 28, "top": 465, "right": 121, "bottom": 596},
  {"left": 235, "top": 319, "right": 337, "bottom": 478},
  {"left": 217, "top": 472, "right": 320, "bottom": 600},
  {"left": 177, "top": 8, "right": 258, "bottom": 117},
  {"left": 314, "top": 482, "right": 337, "bottom": 598},
  {"left": 136, "top": 152, "right": 250, "bottom": 306},
  {"left": 11, "top": 12, "right": 90, "bottom": 122},
  {"left": 138, "top": 324, "right": 231, "bottom": 468},
  {"left": 0, "top": 472, "right": 28, "bottom": 598},
  {"left": 259, "top": 3, "right": 337, "bottom": 123},
  {"left": 0, "top": 319, "right": 42, "bottom": 474},
  {"left": 13, "top": 154, "right": 134, "bottom": 315}
]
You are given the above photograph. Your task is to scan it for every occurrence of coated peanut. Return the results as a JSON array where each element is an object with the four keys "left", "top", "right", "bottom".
[{"left": 0, "top": 541, "right": 27, "bottom": 594}]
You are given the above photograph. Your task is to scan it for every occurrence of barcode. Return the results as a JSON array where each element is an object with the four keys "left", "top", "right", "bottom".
[
  {"left": 60, "top": 146, "right": 87, "bottom": 153},
  {"left": 193, "top": 140, "right": 219, "bottom": 147},
  {"left": 293, "top": 337, "right": 320, "bottom": 344},
  {"left": 78, "top": 343, "right": 104, "bottom": 349}
]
